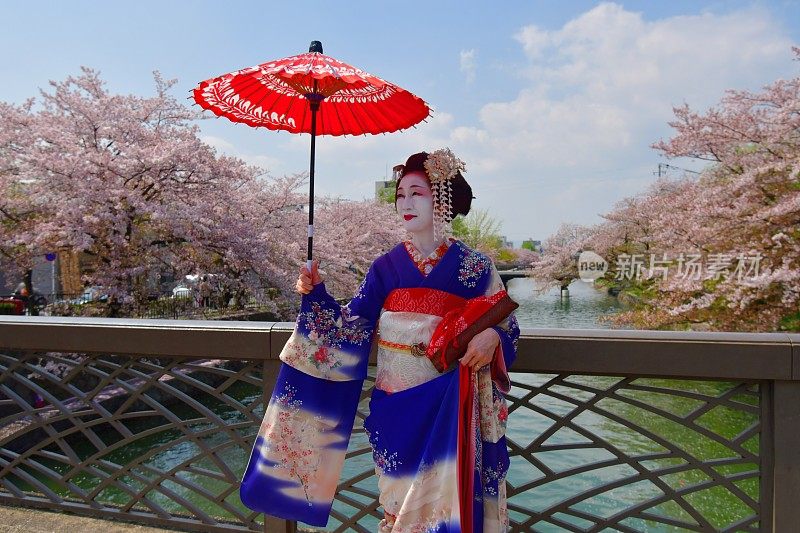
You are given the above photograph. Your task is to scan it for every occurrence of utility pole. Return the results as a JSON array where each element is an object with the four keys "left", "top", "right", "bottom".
[{"left": 655, "top": 162, "right": 700, "bottom": 177}]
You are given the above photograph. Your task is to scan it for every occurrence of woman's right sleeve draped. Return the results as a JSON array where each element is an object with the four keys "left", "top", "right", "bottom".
[
  {"left": 239, "top": 262, "right": 386, "bottom": 526},
  {"left": 278, "top": 262, "right": 384, "bottom": 381}
]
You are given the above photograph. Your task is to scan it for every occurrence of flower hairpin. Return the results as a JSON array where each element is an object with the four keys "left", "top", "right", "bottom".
[
  {"left": 423, "top": 148, "right": 466, "bottom": 241},
  {"left": 423, "top": 148, "right": 466, "bottom": 184}
]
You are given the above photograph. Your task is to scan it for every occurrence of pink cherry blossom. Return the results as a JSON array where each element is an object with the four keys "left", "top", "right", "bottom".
[
  {"left": 0, "top": 68, "right": 404, "bottom": 316},
  {"left": 532, "top": 48, "right": 800, "bottom": 332}
]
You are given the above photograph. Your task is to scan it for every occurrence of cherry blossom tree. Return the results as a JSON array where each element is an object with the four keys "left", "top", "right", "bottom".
[
  {"left": 312, "top": 196, "right": 405, "bottom": 295},
  {"left": 534, "top": 48, "right": 799, "bottom": 331},
  {"left": 624, "top": 50, "right": 800, "bottom": 331},
  {"left": 528, "top": 222, "right": 597, "bottom": 293},
  {"left": 509, "top": 247, "right": 539, "bottom": 268},
  {"left": 0, "top": 101, "right": 38, "bottom": 287},
  {"left": 0, "top": 68, "right": 403, "bottom": 317}
]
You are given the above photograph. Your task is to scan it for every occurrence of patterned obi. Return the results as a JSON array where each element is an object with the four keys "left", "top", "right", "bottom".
[{"left": 375, "top": 288, "right": 466, "bottom": 393}]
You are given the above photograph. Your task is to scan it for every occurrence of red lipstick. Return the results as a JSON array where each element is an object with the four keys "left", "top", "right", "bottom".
[{"left": 403, "top": 214, "right": 416, "bottom": 221}]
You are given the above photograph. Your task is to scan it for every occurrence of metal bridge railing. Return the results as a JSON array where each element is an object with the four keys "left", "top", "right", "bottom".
[{"left": 0, "top": 316, "right": 798, "bottom": 532}]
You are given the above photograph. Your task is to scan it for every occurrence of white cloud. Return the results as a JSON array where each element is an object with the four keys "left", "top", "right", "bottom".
[
  {"left": 436, "top": 2, "right": 795, "bottom": 240},
  {"left": 471, "top": 3, "right": 793, "bottom": 169},
  {"left": 514, "top": 25, "right": 550, "bottom": 58},
  {"left": 459, "top": 49, "right": 476, "bottom": 83}
]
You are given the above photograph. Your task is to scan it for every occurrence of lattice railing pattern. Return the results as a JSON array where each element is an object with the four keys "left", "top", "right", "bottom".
[
  {"left": 502, "top": 375, "right": 760, "bottom": 532},
  {"left": 327, "top": 374, "right": 762, "bottom": 533},
  {"left": 0, "top": 351, "right": 266, "bottom": 532},
  {"left": 0, "top": 350, "right": 761, "bottom": 532}
]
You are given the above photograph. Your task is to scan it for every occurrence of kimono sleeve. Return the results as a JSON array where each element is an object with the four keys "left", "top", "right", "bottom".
[
  {"left": 239, "top": 262, "right": 386, "bottom": 526},
  {"left": 476, "top": 264, "right": 520, "bottom": 447},
  {"left": 278, "top": 261, "right": 385, "bottom": 381},
  {"left": 485, "top": 264, "right": 520, "bottom": 393}
]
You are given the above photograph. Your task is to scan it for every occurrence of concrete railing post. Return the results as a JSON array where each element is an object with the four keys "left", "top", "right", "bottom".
[{"left": 770, "top": 380, "right": 800, "bottom": 532}]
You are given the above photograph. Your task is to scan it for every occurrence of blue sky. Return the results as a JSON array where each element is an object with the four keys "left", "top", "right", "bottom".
[{"left": 2, "top": 1, "right": 799, "bottom": 244}]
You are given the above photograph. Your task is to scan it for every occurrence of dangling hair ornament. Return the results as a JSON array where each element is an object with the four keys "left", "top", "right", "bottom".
[{"left": 424, "top": 148, "right": 466, "bottom": 242}]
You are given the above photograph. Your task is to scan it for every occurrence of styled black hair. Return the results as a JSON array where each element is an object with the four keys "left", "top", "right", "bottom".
[{"left": 394, "top": 151, "right": 474, "bottom": 219}]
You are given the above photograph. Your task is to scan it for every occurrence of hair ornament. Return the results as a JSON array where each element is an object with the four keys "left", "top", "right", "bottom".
[
  {"left": 423, "top": 148, "right": 466, "bottom": 241},
  {"left": 423, "top": 148, "right": 466, "bottom": 184}
]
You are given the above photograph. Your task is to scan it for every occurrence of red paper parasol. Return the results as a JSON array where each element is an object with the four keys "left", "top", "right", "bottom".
[{"left": 193, "top": 41, "right": 431, "bottom": 267}]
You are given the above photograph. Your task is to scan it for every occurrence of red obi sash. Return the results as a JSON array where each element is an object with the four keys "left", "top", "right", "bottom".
[{"left": 383, "top": 288, "right": 466, "bottom": 317}]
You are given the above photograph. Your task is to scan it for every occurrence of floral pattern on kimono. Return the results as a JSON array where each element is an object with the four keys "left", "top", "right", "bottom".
[
  {"left": 240, "top": 258, "right": 388, "bottom": 525},
  {"left": 240, "top": 240, "right": 519, "bottom": 532}
]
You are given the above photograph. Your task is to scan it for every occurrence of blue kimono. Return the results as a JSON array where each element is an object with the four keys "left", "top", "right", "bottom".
[{"left": 240, "top": 239, "right": 519, "bottom": 532}]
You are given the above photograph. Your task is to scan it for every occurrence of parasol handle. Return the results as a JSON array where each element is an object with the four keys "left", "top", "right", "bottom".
[
  {"left": 306, "top": 221, "right": 314, "bottom": 271},
  {"left": 307, "top": 79, "right": 319, "bottom": 268}
]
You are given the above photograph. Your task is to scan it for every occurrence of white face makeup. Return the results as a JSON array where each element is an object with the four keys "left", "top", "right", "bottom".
[{"left": 395, "top": 171, "right": 434, "bottom": 235}]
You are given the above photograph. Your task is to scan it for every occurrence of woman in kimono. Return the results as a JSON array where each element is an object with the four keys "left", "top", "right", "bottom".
[{"left": 240, "top": 148, "right": 520, "bottom": 532}]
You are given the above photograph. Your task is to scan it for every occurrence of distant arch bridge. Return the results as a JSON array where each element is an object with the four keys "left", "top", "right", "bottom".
[{"left": 497, "top": 270, "right": 533, "bottom": 287}]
